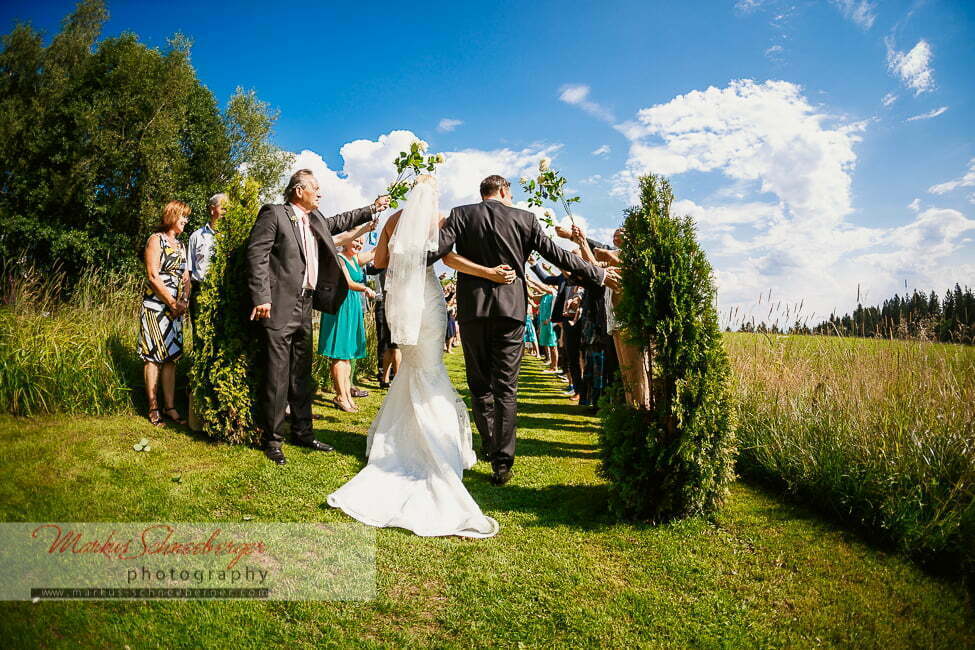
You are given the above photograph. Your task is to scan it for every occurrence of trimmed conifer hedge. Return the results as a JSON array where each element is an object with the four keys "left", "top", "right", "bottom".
[
  {"left": 599, "top": 174, "right": 736, "bottom": 521},
  {"left": 189, "top": 177, "right": 264, "bottom": 445}
]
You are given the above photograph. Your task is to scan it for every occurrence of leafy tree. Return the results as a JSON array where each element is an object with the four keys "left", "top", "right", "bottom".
[
  {"left": 225, "top": 88, "right": 294, "bottom": 203},
  {"left": 598, "top": 174, "right": 736, "bottom": 522},
  {"left": 0, "top": 1, "right": 289, "bottom": 282}
]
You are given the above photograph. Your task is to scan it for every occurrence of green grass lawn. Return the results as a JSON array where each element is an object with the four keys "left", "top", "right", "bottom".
[{"left": 0, "top": 353, "right": 972, "bottom": 648}]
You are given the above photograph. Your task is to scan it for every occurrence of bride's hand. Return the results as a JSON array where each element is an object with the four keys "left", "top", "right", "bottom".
[{"left": 488, "top": 265, "right": 516, "bottom": 285}]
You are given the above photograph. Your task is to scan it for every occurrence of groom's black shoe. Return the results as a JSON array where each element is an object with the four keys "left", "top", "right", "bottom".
[
  {"left": 297, "top": 439, "right": 334, "bottom": 452},
  {"left": 490, "top": 467, "right": 513, "bottom": 486},
  {"left": 265, "top": 447, "right": 286, "bottom": 465}
]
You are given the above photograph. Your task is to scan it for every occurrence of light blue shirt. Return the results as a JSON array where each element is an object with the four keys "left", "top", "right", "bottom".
[{"left": 187, "top": 223, "right": 216, "bottom": 282}]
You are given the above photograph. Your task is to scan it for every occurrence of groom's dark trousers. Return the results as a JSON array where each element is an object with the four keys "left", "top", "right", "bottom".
[
  {"left": 460, "top": 317, "right": 525, "bottom": 469},
  {"left": 429, "top": 198, "right": 605, "bottom": 471}
]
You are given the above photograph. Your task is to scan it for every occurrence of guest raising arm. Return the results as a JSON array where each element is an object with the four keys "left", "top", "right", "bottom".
[
  {"left": 333, "top": 218, "right": 378, "bottom": 251},
  {"left": 318, "top": 235, "right": 375, "bottom": 412}
]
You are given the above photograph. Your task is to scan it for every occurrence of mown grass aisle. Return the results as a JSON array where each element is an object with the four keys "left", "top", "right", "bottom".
[{"left": 0, "top": 353, "right": 972, "bottom": 647}]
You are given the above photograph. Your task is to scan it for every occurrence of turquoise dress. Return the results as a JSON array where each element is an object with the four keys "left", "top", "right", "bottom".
[
  {"left": 523, "top": 311, "right": 537, "bottom": 343},
  {"left": 537, "top": 293, "right": 557, "bottom": 347},
  {"left": 318, "top": 255, "right": 367, "bottom": 360}
]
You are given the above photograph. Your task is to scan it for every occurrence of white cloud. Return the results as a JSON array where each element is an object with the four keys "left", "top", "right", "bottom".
[
  {"left": 437, "top": 118, "right": 463, "bottom": 133},
  {"left": 906, "top": 106, "right": 948, "bottom": 121},
  {"left": 882, "top": 207, "right": 975, "bottom": 256},
  {"left": 285, "top": 130, "right": 559, "bottom": 220},
  {"left": 613, "top": 79, "right": 865, "bottom": 226},
  {"left": 882, "top": 92, "right": 898, "bottom": 107},
  {"left": 558, "top": 84, "right": 615, "bottom": 122},
  {"left": 609, "top": 78, "right": 975, "bottom": 321},
  {"left": 591, "top": 145, "right": 611, "bottom": 157},
  {"left": 830, "top": 0, "right": 876, "bottom": 29},
  {"left": 908, "top": 198, "right": 922, "bottom": 212},
  {"left": 928, "top": 158, "right": 975, "bottom": 195},
  {"left": 886, "top": 38, "right": 935, "bottom": 95}
]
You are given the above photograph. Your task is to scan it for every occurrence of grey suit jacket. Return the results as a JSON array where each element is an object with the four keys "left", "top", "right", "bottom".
[
  {"left": 429, "top": 199, "right": 605, "bottom": 324},
  {"left": 246, "top": 203, "right": 374, "bottom": 330}
]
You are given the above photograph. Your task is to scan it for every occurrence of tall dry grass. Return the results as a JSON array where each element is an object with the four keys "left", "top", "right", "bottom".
[
  {"left": 0, "top": 267, "right": 143, "bottom": 415},
  {"left": 726, "top": 332, "right": 975, "bottom": 579}
]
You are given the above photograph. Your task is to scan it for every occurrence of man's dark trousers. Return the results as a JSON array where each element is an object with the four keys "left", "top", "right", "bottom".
[
  {"left": 563, "top": 320, "right": 583, "bottom": 392},
  {"left": 261, "top": 289, "right": 317, "bottom": 449},
  {"left": 460, "top": 317, "right": 525, "bottom": 471}
]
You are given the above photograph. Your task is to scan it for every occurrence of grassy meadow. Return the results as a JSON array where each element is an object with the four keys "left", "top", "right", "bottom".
[
  {"left": 726, "top": 332, "right": 975, "bottom": 579},
  {"left": 1, "top": 275, "right": 974, "bottom": 644},
  {"left": 0, "top": 355, "right": 973, "bottom": 647}
]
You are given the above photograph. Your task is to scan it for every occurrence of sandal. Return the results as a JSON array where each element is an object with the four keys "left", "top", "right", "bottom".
[
  {"left": 333, "top": 398, "right": 356, "bottom": 413},
  {"left": 147, "top": 408, "right": 163, "bottom": 427},
  {"left": 163, "top": 407, "right": 186, "bottom": 425}
]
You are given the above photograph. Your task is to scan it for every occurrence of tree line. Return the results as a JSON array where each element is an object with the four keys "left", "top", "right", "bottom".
[
  {"left": 0, "top": 0, "right": 290, "bottom": 283},
  {"left": 735, "top": 285, "right": 975, "bottom": 344}
]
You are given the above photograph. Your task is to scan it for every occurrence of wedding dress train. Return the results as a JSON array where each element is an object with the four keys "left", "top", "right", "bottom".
[{"left": 327, "top": 266, "right": 499, "bottom": 538}]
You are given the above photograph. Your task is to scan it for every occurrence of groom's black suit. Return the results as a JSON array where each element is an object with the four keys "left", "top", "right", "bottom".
[
  {"left": 246, "top": 202, "right": 375, "bottom": 449},
  {"left": 429, "top": 199, "right": 605, "bottom": 470}
]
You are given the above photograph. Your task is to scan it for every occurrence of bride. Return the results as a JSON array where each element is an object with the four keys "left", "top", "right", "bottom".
[{"left": 326, "top": 175, "right": 511, "bottom": 538}]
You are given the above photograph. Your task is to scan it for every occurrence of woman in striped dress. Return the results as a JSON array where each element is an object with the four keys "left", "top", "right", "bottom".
[{"left": 140, "top": 201, "right": 191, "bottom": 426}]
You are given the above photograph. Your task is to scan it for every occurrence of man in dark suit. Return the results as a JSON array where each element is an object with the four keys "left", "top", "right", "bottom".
[
  {"left": 429, "top": 175, "right": 619, "bottom": 485},
  {"left": 247, "top": 169, "right": 389, "bottom": 465}
]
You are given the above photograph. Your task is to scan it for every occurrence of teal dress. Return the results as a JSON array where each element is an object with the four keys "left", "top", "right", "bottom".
[
  {"left": 318, "top": 255, "right": 367, "bottom": 360},
  {"left": 537, "top": 293, "right": 557, "bottom": 347}
]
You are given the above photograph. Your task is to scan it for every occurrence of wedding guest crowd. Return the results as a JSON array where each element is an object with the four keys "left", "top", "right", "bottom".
[
  {"left": 528, "top": 223, "right": 649, "bottom": 412},
  {"left": 137, "top": 183, "right": 644, "bottom": 434}
]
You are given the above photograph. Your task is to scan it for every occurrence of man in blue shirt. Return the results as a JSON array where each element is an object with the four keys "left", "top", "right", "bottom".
[{"left": 187, "top": 193, "right": 227, "bottom": 324}]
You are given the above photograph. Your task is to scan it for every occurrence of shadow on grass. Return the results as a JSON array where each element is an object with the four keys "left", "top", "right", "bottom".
[
  {"left": 467, "top": 479, "right": 619, "bottom": 530},
  {"left": 512, "top": 434, "right": 598, "bottom": 460},
  {"left": 106, "top": 333, "right": 146, "bottom": 413}
]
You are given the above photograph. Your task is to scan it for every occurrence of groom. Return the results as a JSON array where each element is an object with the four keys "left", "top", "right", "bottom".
[
  {"left": 247, "top": 169, "right": 389, "bottom": 465},
  {"left": 429, "top": 175, "right": 619, "bottom": 484}
]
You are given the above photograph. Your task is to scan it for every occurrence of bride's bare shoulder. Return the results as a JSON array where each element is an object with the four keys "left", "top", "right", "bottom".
[{"left": 438, "top": 212, "right": 447, "bottom": 228}]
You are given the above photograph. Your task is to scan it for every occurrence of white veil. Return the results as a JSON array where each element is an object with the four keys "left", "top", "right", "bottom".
[{"left": 384, "top": 176, "right": 440, "bottom": 346}]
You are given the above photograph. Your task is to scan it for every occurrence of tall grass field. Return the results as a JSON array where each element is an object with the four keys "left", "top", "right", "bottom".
[
  {"left": 727, "top": 332, "right": 975, "bottom": 580},
  {"left": 0, "top": 268, "right": 143, "bottom": 416}
]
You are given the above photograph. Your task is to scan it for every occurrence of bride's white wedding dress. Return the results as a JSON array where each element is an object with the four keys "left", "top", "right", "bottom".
[{"left": 327, "top": 182, "right": 499, "bottom": 538}]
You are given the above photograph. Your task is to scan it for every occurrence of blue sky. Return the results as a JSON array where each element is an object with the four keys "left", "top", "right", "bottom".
[{"left": 4, "top": 0, "right": 974, "bottom": 322}]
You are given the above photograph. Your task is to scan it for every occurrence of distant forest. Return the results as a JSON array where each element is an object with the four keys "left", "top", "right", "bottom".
[{"left": 736, "top": 284, "right": 975, "bottom": 344}]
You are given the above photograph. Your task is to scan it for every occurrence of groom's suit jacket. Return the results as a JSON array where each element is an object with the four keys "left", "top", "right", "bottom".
[
  {"left": 246, "top": 203, "right": 375, "bottom": 330},
  {"left": 430, "top": 199, "right": 605, "bottom": 324}
]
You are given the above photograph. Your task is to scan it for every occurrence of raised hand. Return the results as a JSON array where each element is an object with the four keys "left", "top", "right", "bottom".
[
  {"left": 373, "top": 195, "right": 391, "bottom": 212},
  {"left": 603, "top": 269, "right": 621, "bottom": 291},
  {"left": 555, "top": 225, "right": 572, "bottom": 239}
]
